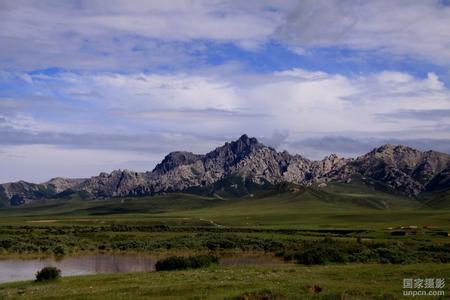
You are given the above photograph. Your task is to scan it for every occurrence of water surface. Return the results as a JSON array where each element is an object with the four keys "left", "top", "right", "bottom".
[{"left": 0, "top": 253, "right": 283, "bottom": 283}]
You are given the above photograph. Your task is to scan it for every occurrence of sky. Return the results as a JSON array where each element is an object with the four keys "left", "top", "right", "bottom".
[{"left": 1, "top": 0, "right": 450, "bottom": 183}]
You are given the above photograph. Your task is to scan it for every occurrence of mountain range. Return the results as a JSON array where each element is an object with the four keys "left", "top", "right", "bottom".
[{"left": 1, "top": 134, "right": 449, "bottom": 207}]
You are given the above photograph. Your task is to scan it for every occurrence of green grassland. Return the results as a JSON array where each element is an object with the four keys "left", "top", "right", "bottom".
[
  {"left": 1, "top": 264, "right": 449, "bottom": 299},
  {"left": 0, "top": 180, "right": 448, "bottom": 255},
  {"left": 0, "top": 179, "right": 448, "bottom": 231},
  {"left": 0, "top": 180, "right": 449, "bottom": 299}
]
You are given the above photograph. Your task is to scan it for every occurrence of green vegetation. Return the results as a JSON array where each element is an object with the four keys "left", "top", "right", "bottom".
[
  {"left": 0, "top": 180, "right": 448, "bottom": 231},
  {"left": 0, "top": 264, "right": 449, "bottom": 299},
  {"left": 0, "top": 182, "right": 448, "bottom": 257},
  {"left": 35, "top": 267, "right": 61, "bottom": 282},
  {"left": 420, "top": 189, "right": 450, "bottom": 209},
  {"left": 155, "top": 255, "right": 218, "bottom": 271},
  {"left": 0, "top": 181, "right": 448, "bottom": 298},
  {"left": 280, "top": 238, "right": 450, "bottom": 265}
]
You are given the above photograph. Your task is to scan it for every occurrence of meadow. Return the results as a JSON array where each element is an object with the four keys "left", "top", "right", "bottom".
[
  {"left": 0, "top": 181, "right": 449, "bottom": 299},
  {"left": 1, "top": 263, "right": 450, "bottom": 299}
]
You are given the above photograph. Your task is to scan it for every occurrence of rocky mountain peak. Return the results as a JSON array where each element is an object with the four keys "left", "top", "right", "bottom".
[
  {"left": 370, "top": 144, "right": 421, "bottom": 157},
  {"left": 224, "top": 134, "right": 262, "bottom": 154},
  {"left": 46, "top": 177, "right": 67, "bottom": 184},
  {"left": 323, "top": 153, "right": 340, "bottom": 161},
  {"left": 319, "top": 153, "right": 348, "bottom": 169},
  {"left": 236, "top": 134, "right": 258, "bottom": 145},
  {"left": 363, "top": 144, "right": 419, "bottom": 164},
  {"left": 153, "top": 151, "right": 203, "bottom": 175},
  {"left": 204, "top": 134, "right": 265, "bottom": 167},
  {"left": 353, "top": 144, "right": 449, "bottom": 196},
  {"left": 1, "top": 135, "right": 449, "bottom": 205},
  {"left": 44, "top": 177, "right": 86, "bottom": 193}
]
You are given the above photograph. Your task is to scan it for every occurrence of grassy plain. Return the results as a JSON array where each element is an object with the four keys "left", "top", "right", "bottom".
[
  {"left": 1, "top": 264, "right": 449, "bottom": 299},
  {"left": 0, "top": 180, "right": 449, "bottom": 299}
]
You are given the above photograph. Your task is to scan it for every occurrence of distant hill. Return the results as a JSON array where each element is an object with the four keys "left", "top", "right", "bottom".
[{"left": 1, "top": 134, "right": 449, "bottom": 207}]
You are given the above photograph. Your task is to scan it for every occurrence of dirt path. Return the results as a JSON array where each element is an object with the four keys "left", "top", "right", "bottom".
[{"left": 199, "top": 218, "right": 225, "bottom": 228}]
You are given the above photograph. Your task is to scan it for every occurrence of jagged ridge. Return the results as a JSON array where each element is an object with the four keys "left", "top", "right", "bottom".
[{"left": 1, "top": 134, "right": 449, "bottom": 206}]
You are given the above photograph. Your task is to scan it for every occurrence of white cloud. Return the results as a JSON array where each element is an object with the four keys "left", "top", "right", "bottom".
[
  {"left": 24, "top": 69, "right": 450, "bottom": 132},
  {"left": 0, "top": 0, "right": 287, "bottom": 70},
  {"left": 426, "top": 72, "right": 445, "bottom": 90},
  {"left": 275, "top": 0, "right": 450, "bottom": 64},
  {"left": 90, "top": 73, "right": 241, "bottom": 111},
  {"left": 1, "top": 67, "right": 449, "bottom": 181},
  {"left": 3, "top": 1, "right": 449, "bottom": 72},
  {"left": 2, "top": 1, "right": 450, "bottom": 182},
  {"left": 4, "top": 68, "right": 450, "bottom": 141}
]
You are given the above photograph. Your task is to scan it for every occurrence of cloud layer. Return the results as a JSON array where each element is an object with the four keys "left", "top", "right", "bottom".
[
  {"left": 1, "top": 1, "right": 450, "bottom": 182},
  {"left": 1, "top": 67, "right": 449, "bottom": 182},
  {"left": 1, "top": 0, "right": 450, "bottom": 72},
  {"left": 275, "top": 0, "right": 450, "bottom": 64}
]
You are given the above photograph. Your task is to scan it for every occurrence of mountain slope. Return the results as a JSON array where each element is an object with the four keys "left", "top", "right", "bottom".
[
  {"left": 349, "top": 145, "right": 450, "bottom": 196},
  {"left": 0, "top": 178, "right": 84, "bottom": 207},
  {"left": 1, "top": 135, "right": 449, "bottom": 206}
]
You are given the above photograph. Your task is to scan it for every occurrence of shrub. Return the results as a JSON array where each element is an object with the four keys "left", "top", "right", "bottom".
[
  {"left": 155, "top": 255, "right": 218, "bottom": 271},
  {"left": 0, "top": 239, "right": 13, "bottom": 249},
  {"left": 391, "top": 231, "right": 407, "bottom": 236},
  {"left": 35, "top": 266, "right": 61, "bottom": 281},
  {"left": 53, "top": 245, "right": 65, "bottom": 256},
  {"left": 188, "top": 255, "right": 219, "bottom": 268},
  {"left": 155, "top": 256, "right": 189, "bottom": 271},
  {"left": 205, "top": 239, "right": 236, "bottom": 250},
  {"left": 375, "top": 248, "right": 406, "bottom": 264},
  {"left": 294, "top": 249, "right": 324, "bottom": 265},
  {"left": 295, "top": 247, "right": 348, "bottom": 265}
]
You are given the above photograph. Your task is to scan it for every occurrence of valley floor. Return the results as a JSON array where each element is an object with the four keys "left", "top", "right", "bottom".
[
  {"left": 1, "top": 263, "right": 449, "bottom": 299},
  {"left": 0, "top": 184, "right": 448, "bottom": 299}
]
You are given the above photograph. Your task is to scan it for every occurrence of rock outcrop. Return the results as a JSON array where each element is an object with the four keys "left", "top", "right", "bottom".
[
  {"left": 1, "top": 135, "right": 449, "bottom": 205},
  {"left": 350, "top": 145, "right": 450, "bottom": 196},
  {"left": 0, "top": 177, "right": 85, "bottom": 206}
]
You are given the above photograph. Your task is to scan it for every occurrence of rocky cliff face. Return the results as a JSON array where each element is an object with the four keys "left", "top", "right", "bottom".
[
  {"left": 350, "top": 145, "right": 450, "bottom": 196},
  {"left": 1, "top": 135, "right": 449, "bottom": 205},
  {"left": 45, "top": 177, "right": 86, "bottom": 193},
  {"left": 153, "top": 151, "right": 204, "bottom": 175},
  {"left": 0, "top": 177, "right": 84, "bottom": 206}
]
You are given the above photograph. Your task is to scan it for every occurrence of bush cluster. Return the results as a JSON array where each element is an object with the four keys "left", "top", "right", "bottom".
[
  {"left": 280, "top": 238, "right": 450, "bottom": 265},
  {"left": 295, "top": 247, "right": 348, "bottom": 265},
  {"left": 1, "top": 225, "right": 450, "bottom": 266},
  {"left": 35, "top": 266, "right": 61, "bottom": 281},
  {"left": 155, "top": 255, "right": 219, "bottom": 271}
]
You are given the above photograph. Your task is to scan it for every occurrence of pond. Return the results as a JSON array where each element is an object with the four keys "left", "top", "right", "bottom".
[{"left": 0, "top": 253, "right": 284, "bottom": 283}]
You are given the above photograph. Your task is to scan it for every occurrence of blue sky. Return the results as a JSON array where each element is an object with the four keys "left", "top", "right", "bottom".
[{"left": 1, "top": 0, "right": 450, "bottom": 182}]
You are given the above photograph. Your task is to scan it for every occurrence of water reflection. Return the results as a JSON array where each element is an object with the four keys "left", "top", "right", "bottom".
[{"left": 0, "top": 253, "right": 282, "bottom": 283}]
